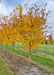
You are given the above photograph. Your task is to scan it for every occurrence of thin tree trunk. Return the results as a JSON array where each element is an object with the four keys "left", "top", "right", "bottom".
[
  {"left": 13, "top": 43, "right": 14, "bottom": 52},
  {"left": 29, "top": 50, "right": 31, "bottom": 75}
]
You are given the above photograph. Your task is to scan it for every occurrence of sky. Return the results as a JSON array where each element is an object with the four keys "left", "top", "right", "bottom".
[{"left": 0, "top": 0, "right": 54, "bottom": 39}]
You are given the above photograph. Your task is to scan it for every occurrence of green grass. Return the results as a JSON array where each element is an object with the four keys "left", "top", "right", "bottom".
[
  {"left": 0, "top": 43, "right": 54, "bottom": 73},
  {"left": 14, "top": 43, "right": 54, "bottom": 55},
  {"left": 38, "top": 45, "right": 54, "bottom": 49},
  {"left": 34, "top": 48, "right": 54, "bottom": 55},
  {"left": 15, "top": 43, "right": 25, "bottom": 48},
  {"left": 0, "top": 57, "right": 13, "bottom": 75}
]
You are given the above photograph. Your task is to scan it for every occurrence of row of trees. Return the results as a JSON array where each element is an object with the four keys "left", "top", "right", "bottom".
[
  {"left": 45, "top": 40, "right": 53, "bottom": 44},
  {"left": 44, "top": 32, "right": 53, "bottom": 44},
  {"left": 0, "top": 2, "right": 51, "bottom": 62}
]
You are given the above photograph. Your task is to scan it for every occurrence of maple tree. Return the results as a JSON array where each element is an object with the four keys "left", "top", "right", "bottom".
[
  {"left": 1, "top": 15, "right": 19, "bottom": 51},
  {"left": 48, "top": 32, "right": 53, "bottom": 41},
  {"left": 0, "top": 29, "right": 5, "bottom": 44},
  {"left": 14, "top": 3, "right": 49, "bottom": 61},
  {"left": 48, "top": 32, "right": 53, "bottom": 44},
  {"left": 0, "top": 16, "right": 11, "bottom": 45},
  {"left": 0, "top": 17, "right": 6, "bottom": 44}
]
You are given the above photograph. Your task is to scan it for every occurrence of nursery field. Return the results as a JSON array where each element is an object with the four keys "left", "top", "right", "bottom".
[{"left": 0, "top": 43, "right": 54, "bottom": 75}]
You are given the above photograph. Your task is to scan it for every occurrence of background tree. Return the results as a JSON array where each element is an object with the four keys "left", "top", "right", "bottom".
[
  {"left": 48, "top": 32, "right": 53, "bottom": 44},
  {"left": 1, "top": 15, "right": 19, "bottom": 52}
]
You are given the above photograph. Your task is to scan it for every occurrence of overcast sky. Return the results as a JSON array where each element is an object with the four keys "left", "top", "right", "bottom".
[{"left": 0, "top": 0, "right": 54, "bottom": 38}]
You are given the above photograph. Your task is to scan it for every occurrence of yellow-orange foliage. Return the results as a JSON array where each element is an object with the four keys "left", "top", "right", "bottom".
[
  {"left": 0, "top": 16, "right": 18, "bottom": 45},
  {"left": 14, "top": 3, "right": 49, "bottom": 51}
]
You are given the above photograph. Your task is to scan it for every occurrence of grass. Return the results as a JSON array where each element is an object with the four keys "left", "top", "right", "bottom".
[
  {"left": 37, "top": 45, "right": 54, "bottom": 49},
  {"left": 0, "top": 43, "right": 54, "bottom": 73},
  {"left": 0, "top": 56, "right": 13, "bottom": 75},
  {"left": 34, "top": 48, "right": 54, "bottom": 55},
  {"left": 14, "top": 43, "right": 54, "bottom": 56}
]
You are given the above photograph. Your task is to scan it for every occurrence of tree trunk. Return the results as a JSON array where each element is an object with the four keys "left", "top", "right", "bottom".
[
  {"left": 29, "top": 50, "right": 31, "bottom": 63},
  {"left": 29, "top": 50, "right": 31, "bottom": 75},
  {"left": 13, "top": 43, "right": 14, "bottom": 52}
]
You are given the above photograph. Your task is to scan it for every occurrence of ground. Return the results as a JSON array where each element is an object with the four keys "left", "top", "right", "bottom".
[{"left": 0, "top": 47, "right": 50, "bottom": 75}]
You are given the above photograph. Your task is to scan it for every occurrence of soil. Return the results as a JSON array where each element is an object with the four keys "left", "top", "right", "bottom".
[{"left": 0, "top": 47, "right": 50, "bottom": 75}]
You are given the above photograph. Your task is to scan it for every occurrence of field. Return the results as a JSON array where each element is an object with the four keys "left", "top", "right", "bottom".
[
  {"left": 0, "top": 43, "right": 54, "bottom": 75},
  {"left": 0, "top": 0, "right": 54, "bottom": 75}
]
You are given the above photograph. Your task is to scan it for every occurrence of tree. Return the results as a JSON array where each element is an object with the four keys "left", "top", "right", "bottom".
[
  {"left": 1, "top": 15, "right": 19, "bottom": 52},
  {"left": 14, "top": 2, "right": 50, "bottom": 64},
  {"left": 0, "top": 29, "right": 5, "bottom": 44},
  {"left": 48, "top": 32, "right": 53, "bottom": 44}
]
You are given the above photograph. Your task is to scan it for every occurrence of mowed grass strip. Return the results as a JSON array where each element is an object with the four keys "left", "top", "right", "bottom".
[
  {"left": 37, "top": 45, "right": 54, "bottom": 49},
  {"left": 13, "top": 43, "right": 54, "bottom": 55},
  {"left": 0, "top": 44, "right": 54, "bottom": 73},
  {"left": 34, "top": 48, "right": 54, "bottom": 55},
  {"left": 9, "top": 43, "right": 54, "bottom": 55},
  {"left": 0, "top": 57, "right": 13, "bottom": 75}
]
